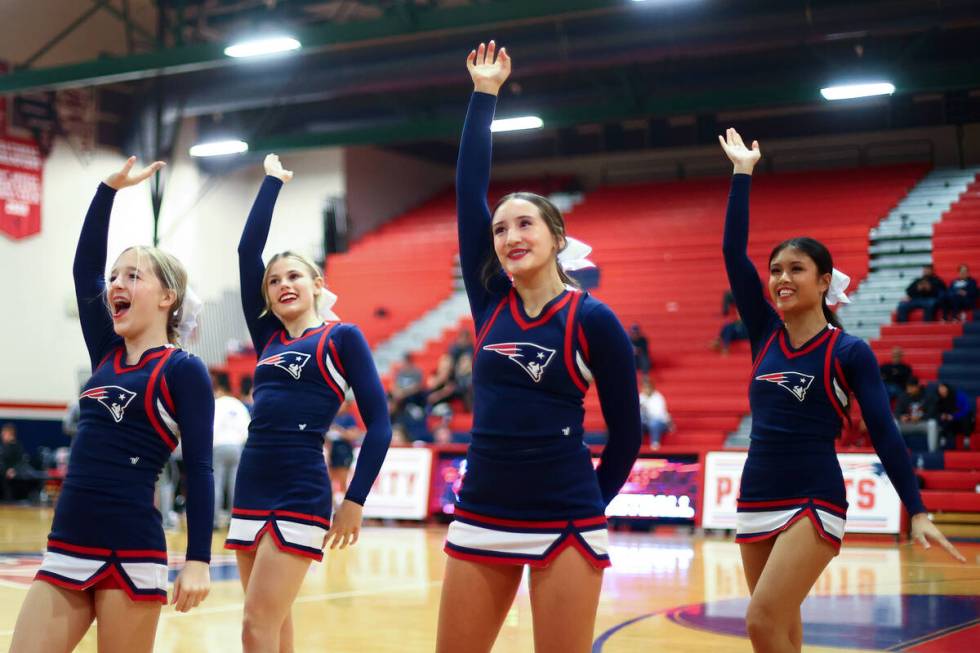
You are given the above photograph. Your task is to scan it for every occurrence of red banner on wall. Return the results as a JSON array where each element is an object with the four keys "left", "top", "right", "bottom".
[{"left": 0, "top": 62, "right": 43, "bottom": 240}]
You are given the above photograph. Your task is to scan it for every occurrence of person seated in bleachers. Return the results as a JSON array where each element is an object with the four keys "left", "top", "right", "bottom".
[
  {"left": 448, "top": 329, "right": 474, "bottom": 365},
  {"left": 943, "top": 263, "right": 977, "bottom": 322},
  {"left": 894, "top": 377, "right": 938, "bottom": 450},
  {"left": 880, "top": 347, "right": 913, "bottom": 400},
  {"left": 389, "top": 353, "right": 429, "bottom": 441},
  {"left": 453, "top": 353, "right": 474, "bottom": 413},
  {"left": 426, "top": 354, "right": 458, "bottom": 408},
  {"left": 630, "top": 324, "right": 652, "bottom": 375},
  {"left": 1, "top": 423, "right": 41, "bottom": 502},
  {"left": 896, "top": 264, "right": 946, "bottom": 322},
  {"left": 639, "top": 378, "right": 672, "bottom": 448},
  {"left": 721, "top": 288, "right": 735, "bottom": 316},
  {"left": 933, "top": 383, "right": 974, "bottom": 450},
  {"left": 711, "top": 309, "right": 749, "bottom": 355}
]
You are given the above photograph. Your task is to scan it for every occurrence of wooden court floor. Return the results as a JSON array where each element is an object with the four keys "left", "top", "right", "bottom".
[{"left": 0, "top": 506, "right": 978, "bottom": 652}]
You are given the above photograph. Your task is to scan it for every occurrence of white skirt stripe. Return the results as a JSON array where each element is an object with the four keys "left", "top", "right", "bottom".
[
  {"left": 39, "top": 551, "right": 105, "bottom": 582},
  {"left": 815, "top": 509, "right": 845, "bottom": 539},
  {"left": 578, "top": 527, "right": 610, "bottom": 556},
  {"left": 735, "top": 508, "right": 800, "bottom": 536},
  {"left": 228, "top": 517, "right": 327, "bottom": 550},
  {"left": 446, "top": 520, "right": 609, "bottom": 558},
  {"left": 277, "top": 519, "right": 328, "bottom": 550},
  {"left": 227, "top": 517, "right": 265, "bottom": 543},
  {"left": 447, "top": 521, "right": 555, "bottom": 556},
  {"left": 38, "top": 551, "right": 167, "bottom": 592},
  {"left": 119, "top": 562, "right": 169, "bottom": 591},
  {"left": 737, "top": 506, "right": 846, "bottom": 540}
]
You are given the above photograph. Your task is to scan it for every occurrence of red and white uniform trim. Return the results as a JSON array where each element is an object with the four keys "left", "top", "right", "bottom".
[
  {"left": 444, "top": 509, "right": 610, "bottom": 569},
  {"left": 35, "top": 539, "right": 168, "bottom": 603},
  {"left": 225, "top": 508, "right": 330, "bottom": 561},
  {"left": 735, "top": 497, "right": 847, "bottom": 553}
]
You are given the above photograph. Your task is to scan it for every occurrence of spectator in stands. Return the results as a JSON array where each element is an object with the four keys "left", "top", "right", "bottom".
[
  {"left": 896, "top": 264, "right": 946, "bottom": 322},
  {"left": 449, "top": 329, "right": 474, "bottom": 365},
  {"left": 630, "top": 324, "right": 652, "bottom": 374},
  {"left": 895, "top": 377, "right": 938, "bottom": 449},
  {"left": 390, "top": 353, "right": 428, "bottom": 441},
  {"left": 212, "top": 373, "right": 251, "bottom": 528},
  {"left": 1, "top": 423, "right": 27, "bottom": 501},
  {"left": 880, "top": 347, "right": 913, "bottom": 399},
  {"left": 454, "top": 353, "right": 474, "bottom": 412},
  {"left": 934, "top": 383, "right": 973, "bottom": 449},
  {"left": 639, "top": 379, "right": 671, "bottom": 448},
  {"left": 722, "top": 288, "right": 735, "bottom": 316},
  {"left": 1, "top": 423, "right": 41, "bottom": 502},
  {"left": 326, "top": 400, "right": 363, "bottom": 501},
  {"left": 943, "top": 263, "right": 977, "bottom": 322},
  {"left": 426, "top": 354, "right": 458, "bottom": 408},
  {"left": 711, "top": 309, "right": 749, "bottom": 355}
]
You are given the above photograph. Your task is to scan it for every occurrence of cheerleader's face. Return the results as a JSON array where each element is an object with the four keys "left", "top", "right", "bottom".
[
  {"left": 266, "top": 258, "right": 323, "bottom": 323},
  {"left": 492, "top": 199, "right": 562, "bottom": 279},
  {"left": 768, "top": 248, "right": 829, "bottom": 313},
  {"left": 107, "top": 249, "right": 174, "bottom": 340}
]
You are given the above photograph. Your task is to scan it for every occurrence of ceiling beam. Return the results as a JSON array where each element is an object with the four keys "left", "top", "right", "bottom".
[
  {"left": 249, "top": 62, "right": 980, "bottom": 152},
  {"left": 0, "top": 0, "right": 623, "bottom": 95}
]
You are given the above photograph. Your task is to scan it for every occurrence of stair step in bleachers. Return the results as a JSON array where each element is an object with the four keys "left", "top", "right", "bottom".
[
  {"left": 921, "top": 491, "right": 980, "bottom": 513},
  {"left": 917, "top": 470, "right": 980, "bottom": 491}
]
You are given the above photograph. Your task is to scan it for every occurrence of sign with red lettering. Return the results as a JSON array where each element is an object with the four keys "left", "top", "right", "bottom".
[
  {"left": 701, "top": 451, "right": 901, "bottom": 534},
  {"left": 0, "top": 61, "right": 44, "bottom": 240},
  {"left": 0, "top": 136, "right": 43, "bottom": 240},
  {"left": 353, "top": 447, "right": 432, "bottom": 520}
]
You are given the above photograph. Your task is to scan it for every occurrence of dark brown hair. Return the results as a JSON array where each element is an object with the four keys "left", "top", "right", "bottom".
[{"left": 483, "top": 192, "right": 578, "bottom": 290}]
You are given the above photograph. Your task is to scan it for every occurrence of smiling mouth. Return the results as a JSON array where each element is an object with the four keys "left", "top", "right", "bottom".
[
  {"left": 111, "top": 298, "right": 131, "bottom": 319},
  {"left": 278, "top": 293, "right": 298, "bottom": 304},
  {"left": 507, "top": 249, "right": 529, "bottom": 260},
  {"left": 777, "top": 288, "right": 796, "bottom": 299}
]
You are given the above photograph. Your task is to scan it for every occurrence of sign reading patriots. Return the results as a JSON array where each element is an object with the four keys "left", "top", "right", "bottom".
[
  {"left": 80, "top": 386, "right": 137, "bottom": 422},
  {"left": 755, "top": 371, "right": 814, "bottom": 402},
  {"left": 257, "top": 351, "right": 311, "bottom": 380},
  {"left": 483, "top": 342, "right": 556, "bottom": 382}
]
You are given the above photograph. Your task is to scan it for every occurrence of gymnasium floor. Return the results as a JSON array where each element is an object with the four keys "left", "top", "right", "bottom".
[{"left": 0, "top": 506, "right": 977, "bottom": 652}]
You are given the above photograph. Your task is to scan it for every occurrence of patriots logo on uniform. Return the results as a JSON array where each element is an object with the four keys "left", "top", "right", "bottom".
[
  {"left": 257, "top": 351, "right": 311, "bottom": 380},
  {"left": 80, "top": 386, "right": 137, "bottom": 422},
  {"left": 483, "top": 342, "right": 556, "bottom": 382},
  {"left": 755, "top": 371, "right": 814, "bottom": 402}
]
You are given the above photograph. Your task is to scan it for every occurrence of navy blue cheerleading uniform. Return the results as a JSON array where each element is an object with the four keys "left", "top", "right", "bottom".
[
  {"left": 723, "top": 174, "right": 926, "bottom": 551},
  {"left": 37, "top": 183, "right": 215, "bottom": 604},
  {"left": 445, "top": 92, "right": 642, "bottom": 569},
  {"left": 225, "top": 176, "right": 391, "bottom": 561}
]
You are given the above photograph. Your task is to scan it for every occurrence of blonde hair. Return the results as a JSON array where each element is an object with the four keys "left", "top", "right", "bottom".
[
  {"left": 113, "top": 246, "right": 189, "bottom": 345},
  {"left": 260, "top": 251, "right": 324, "bottom": 318}
]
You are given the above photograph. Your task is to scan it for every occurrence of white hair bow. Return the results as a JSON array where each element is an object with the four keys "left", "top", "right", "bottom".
[
  {"left": 177, "top": 287, "right": 203, "bottom": 343},
  {"left": 558, "top": 236, "right": 596, "bottom": 272},
  {"left": 826, "top": 268, "right": 851, "bottom": 306},
  {"left": 318, "top": 288, "right": 341, "bottom": 322}
]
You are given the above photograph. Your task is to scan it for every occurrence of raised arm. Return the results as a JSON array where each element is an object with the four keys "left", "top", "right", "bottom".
[
  {"left": 718, "top": 130, "right": 779, "bottom": 349},
  {"left": 842, "top": 339, "right": 964, "bottom": 562},
  {"left": 74, "top": 157, "right": 165, "bottom": 369},
  {"left": 457, "top": 41, "right": 512, "bottom": 325},
  {"left": 582, "top": 303, "right": 642, "bottom": 504},
  {"left": 238, "top": 155, "right": 292, "bottom": 349}
]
